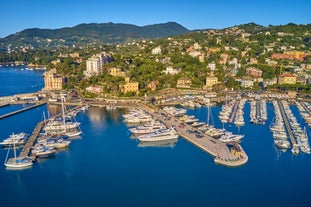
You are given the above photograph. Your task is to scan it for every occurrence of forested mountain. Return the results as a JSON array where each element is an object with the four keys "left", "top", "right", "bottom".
[{"left": 0, "top": 22, "right": 190, "bottom": 50}]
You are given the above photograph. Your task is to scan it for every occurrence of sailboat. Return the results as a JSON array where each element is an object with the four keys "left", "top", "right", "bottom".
[
  {"left": 43, "top": 94, "right": 82, "bottom": 137},
  {"left": 4, "top": 139, "right": 33, "bottom": 169}
]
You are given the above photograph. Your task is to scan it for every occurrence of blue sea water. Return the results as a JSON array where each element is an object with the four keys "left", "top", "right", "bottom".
[
  {"left": 0, "top": 65, "right": 44, "bottom": 96},
  {"left": 0, "top": 67, "right": 311, "bottom": 207}
]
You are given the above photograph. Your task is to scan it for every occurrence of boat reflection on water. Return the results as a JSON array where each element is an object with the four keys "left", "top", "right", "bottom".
[{"left": 138, "top": 138, "right": 178, "bottom": 148}]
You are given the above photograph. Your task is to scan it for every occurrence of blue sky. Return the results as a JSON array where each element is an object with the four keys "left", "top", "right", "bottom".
[{"left": 0, "top": 0, "right": 310, "bottom": 38}]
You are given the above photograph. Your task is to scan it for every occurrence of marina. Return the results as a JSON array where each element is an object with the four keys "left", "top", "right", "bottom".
[{"left": 1, "top": 66, "right": 311, "bottom": 207}]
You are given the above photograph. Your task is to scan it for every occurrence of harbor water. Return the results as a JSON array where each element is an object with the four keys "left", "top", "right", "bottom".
[{"left": 0, "top": 66, "right": 311, "bottom": 207}]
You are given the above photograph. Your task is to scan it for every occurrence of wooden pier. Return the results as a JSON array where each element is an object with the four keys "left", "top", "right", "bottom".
[{"left": 0, "top": 103, "right": 46, "bottom": 120}]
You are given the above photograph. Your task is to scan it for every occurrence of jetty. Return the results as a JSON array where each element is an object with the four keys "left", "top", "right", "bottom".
[
  {"left": 228, "top": 100, "right": 239, "bottom": 123},
  {"left": 143, "top": 105, "right": 248, "bottom": 167},
  {"left": 0, "top": 103, "right": 46, "bottom": 120},
  {"left": 13, "top": 105, "right": 82, "bottom": 161}
]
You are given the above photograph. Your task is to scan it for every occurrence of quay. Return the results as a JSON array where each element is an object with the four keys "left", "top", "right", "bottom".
[
  {"left": 0, "top": 103, "right": 46, "bottom": 120},
  {"left": 142, "top": 105, "right": 248, "bottom": 167}
]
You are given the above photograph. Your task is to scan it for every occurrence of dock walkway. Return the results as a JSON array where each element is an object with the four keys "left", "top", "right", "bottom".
[
  {"left": 277, "top": 100, "right": 297, "bottom": 146},
  {"left": 0, "top": 103, "right": 46, "bottom": 120},
  {"left": 141, "top": 105, "right": 248, "bottom": 167},
  {"left": 15, "top": 105, "right": 82, "bottom": 160},
  {"left": 229, "top": 100, "right": 239, "bottom": 123}
]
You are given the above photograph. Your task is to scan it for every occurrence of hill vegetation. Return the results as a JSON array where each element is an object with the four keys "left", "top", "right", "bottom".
[{"left": 0, "top": 22, "right": 189, "bottom": 50}]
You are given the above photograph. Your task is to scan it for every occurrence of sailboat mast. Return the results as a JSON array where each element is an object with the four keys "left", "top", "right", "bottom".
[
  {"left": 13, "top": 141, "right": 17, "bottom": 161},
  {"left": 61, "top": 94, "right": 66, "bottom": 134},
  {"left": 207, "top": 98, "right": 210, "bottom": 125}
]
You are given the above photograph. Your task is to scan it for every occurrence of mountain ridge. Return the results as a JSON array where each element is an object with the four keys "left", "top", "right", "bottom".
[{"left": 0, "top": 22, "right": 190, "bottom": 50}]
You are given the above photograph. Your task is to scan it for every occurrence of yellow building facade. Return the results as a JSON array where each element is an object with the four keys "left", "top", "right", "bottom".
[
  {"left": 120, "top": 77, "right": 139, "bottom": 94},
  {"left": 278, "top": 74, "right": 297, "bottom": 85},
  {"left": 43, "top": 69, "right": 65, "bottom": 90},
  {"left": 109, "top": 67, "right": 126, "bottom": 77},
  {"left": 177, "top": 77, "right": 192, "bottom": 88},
  {"left": 205, "top": 73, "right": 219, "bottom": 88}
]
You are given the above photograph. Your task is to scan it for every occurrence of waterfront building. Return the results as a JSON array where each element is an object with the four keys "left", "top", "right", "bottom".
[
  {"left": 176, "top": 77, "right": 192, "bottom": 88},
  {"left": 263, "top": 78, "right": 277, "bottom": 87},
  {"left": 120, "top": 77, "right": 139, "bottom": 94},
  {"left": 240, "top": 77, "right": 254, "bottom": 88},
  {"left": 43, "top": 69, "right": 66, "bottom": 90},
  {"left": 204, "top": 72, "right": 218, "bottom": 90},
  {"left": 278, "top": 73, "right": 297, "bottom": 84}
]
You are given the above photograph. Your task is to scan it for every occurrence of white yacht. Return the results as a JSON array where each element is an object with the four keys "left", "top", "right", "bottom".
[
  {"left": 219, "top": 133, "right": 244, "bottom": 143},
  {"left": 4, "top": 142, "right": 33, "bottom": 169},
  {"left": 274, "top": 140, "right": 291, "bottom": 149},
  {"left": 43, "top": 95, "right": 82, "bottom": 137},
  {"left": 129, "top": 121, "right": 167, "bottom": 136},
  {"left": 137, "top": 127, "right": 179, "bottom": 142},
  {"left": 31, "top": 145, "right": 56, "bottom": 158},
  {"left": 0, "top": 132, "right": 29, "bottom": 147}
]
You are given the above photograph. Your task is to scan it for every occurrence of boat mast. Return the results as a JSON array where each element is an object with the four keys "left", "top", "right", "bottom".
[
  {"left": 4, "top": 140, "right": 11, "bottom": 164},
  {"left": 61, "top": 94, "right": 67, "bottom": 134},
  {"left": 13, "top": 140, "right": 17, "bottom": 161},
  {"left": 207, "top": 98, "right": 211, "bottom": 125}
]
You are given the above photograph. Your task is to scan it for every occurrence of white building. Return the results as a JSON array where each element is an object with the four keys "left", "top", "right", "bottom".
[
  {"left": 240, "top": 78, "right": 254, "bottom": 88},
  {"left": 152, "top": 46, "right": 162, "bottom": 55},
  {"left": 84, "top": 57, "right": 101, "bottom": 78},
  {"left": 163, "top": 66, "right": 181, "bottom": 75},
  {"left": 189, "top": 51, "right": 201, "bottom": 57},
  {"left": 208, "top": 62, "right": 216, "bottom": 71},
  {"left": 86, "top": 86, "right": 103, "bottom": 94}
]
